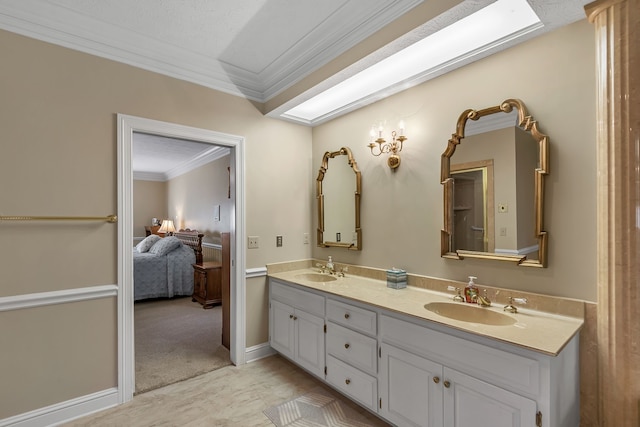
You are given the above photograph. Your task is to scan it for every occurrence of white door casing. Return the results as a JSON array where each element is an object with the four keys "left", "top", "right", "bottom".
[{"left": 117, "top": 114, "right": 246, "bottom": 403}]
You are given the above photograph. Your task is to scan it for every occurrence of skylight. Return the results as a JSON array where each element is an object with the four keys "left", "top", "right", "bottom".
[{"left": 282, "top": 0, "right": 542, "bottom": 124}]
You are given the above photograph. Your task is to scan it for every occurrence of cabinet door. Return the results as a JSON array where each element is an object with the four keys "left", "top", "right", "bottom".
[
  {"left": 269, "top": 300, "right": 295, "bottom": 359},
  {"left": 443, "top": 368, "right": 537, "bottom": 427},
  {"left": 294, "top": 309, "right": 325, "bottom": 378},
  {"left": 379, "top": 343, "right": 443, "bottom": 427}
]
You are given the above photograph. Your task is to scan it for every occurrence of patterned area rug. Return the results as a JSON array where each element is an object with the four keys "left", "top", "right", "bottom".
[{"left": 264, "top": 388, "right": 380, "bottom": 427}]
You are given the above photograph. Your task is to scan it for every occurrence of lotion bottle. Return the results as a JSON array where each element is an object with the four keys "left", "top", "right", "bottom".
[{"left": 464, "top": 276, "right": 478, "bottom": 303}]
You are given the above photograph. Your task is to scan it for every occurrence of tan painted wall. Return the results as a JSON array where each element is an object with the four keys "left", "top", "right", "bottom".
[
  {"left": 0, "top": 28, "right": 311, "bottom": 419},
  {"left": 133, "top": 180, "right": 168, "bottom": 238},
  {"left": 166, "top": 155, "right": 231, "bottom": 243},
  {"left": 312, "top": 20, "right": 597, "bottom": 301}
]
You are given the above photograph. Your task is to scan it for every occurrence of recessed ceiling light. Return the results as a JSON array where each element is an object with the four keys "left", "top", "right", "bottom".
[{"left": 283, "top": 0, "right": 541, "bottom": 124}]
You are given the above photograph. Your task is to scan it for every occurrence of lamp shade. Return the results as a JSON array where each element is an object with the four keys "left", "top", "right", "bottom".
[{"left": 158, "top": 219, "right": 176, "bottom": 234}]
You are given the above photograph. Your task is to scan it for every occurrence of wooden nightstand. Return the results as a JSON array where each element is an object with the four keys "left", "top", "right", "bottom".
[{"left": 192, "top": 261, "right": 222, "bottom": 309}]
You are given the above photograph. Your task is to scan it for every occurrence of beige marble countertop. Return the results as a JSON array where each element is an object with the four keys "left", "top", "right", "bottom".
[{"left": 268, "top": 268, "right": 583, "bottom": 356}]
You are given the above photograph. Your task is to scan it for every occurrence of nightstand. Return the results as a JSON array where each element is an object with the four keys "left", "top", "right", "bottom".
[{"left": 192, "top": 261, "right": 222, "bottom": 309}]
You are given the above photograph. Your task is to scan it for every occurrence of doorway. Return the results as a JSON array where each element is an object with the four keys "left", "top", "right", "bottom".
[
  {"left": 451, "top": 159, "right": 495, "bottom": 253},
  {"left": 117, "top": 114, "right": 247, "bottom": 404}
]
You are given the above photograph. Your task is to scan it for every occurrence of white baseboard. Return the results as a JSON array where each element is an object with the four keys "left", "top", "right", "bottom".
[
  {"left": 245, "top": 342, "right": 276, "bottom": 363},
  {"left": 0, "top": 388, "right": 119, "bottom": 427}
]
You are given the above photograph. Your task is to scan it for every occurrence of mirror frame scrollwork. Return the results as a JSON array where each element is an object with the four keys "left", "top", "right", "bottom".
[
  {"left": 317, "top": 147, "right": 362, "bottom": 250},
  {"left": 441, "top": 98, "right": 549, "bottom": 267}
]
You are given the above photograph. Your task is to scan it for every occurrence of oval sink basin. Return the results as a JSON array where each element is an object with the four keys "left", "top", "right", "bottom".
[
  {"left": 295, "top": 273, "right": 338, "bottom": 283},
  {"left": 424, "top": 302, "right": 516, "bottom": 326}
]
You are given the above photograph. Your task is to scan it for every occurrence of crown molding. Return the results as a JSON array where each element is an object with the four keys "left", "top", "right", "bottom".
[{"left": 133, "top": 146, "right": 230, "bottom": 182}]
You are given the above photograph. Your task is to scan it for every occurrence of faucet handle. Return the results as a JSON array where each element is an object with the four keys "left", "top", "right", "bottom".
[
  {"left": 448, "top": 286, "right": 465, "bottom": 302},
  {"left": 504, "top": 296, "right": 527, "bottom": 313}
]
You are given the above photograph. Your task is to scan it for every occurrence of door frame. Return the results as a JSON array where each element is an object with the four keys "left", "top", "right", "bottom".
[{"left": 116, "top": 114, "right": 246, "bottom": 403}]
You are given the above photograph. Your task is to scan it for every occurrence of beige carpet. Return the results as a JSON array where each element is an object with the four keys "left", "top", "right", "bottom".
[
  {"left": 134, "top": 296, "right": 231, "bottom": 394},
  {"left": 264, "top": 387, "right": 377, "bottom": 427}
]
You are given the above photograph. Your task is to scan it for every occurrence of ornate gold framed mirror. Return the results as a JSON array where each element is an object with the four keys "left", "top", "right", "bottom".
[
  {"left": 441, "top": 98, "right": 548, "bottom": 267},
  {"left": 317, "top": 147, "right": 362, "bottom": 250}
]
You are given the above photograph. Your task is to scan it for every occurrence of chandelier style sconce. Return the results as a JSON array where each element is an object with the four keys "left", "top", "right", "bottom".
[{"left": 367, "top": 121, "right": 407, "bottom": 170}]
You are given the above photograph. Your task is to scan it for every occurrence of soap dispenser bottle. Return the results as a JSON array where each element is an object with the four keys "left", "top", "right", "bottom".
[
  {"left": 326, "top": 256, "right": 334, "bottom": 272},
  {"left": 464, "top": 276, "right": 478, "bottom": 303}
]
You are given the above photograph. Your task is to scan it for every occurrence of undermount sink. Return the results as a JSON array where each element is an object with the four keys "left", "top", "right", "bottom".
[
  {"left": 295, "top": 273, "right": 338, "bottom": 283},
  {"left": 424, "top": 302, "right": 516, "bottom": 326}
]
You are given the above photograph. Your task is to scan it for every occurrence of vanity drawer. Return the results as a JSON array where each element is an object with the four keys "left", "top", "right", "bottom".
[
  {"left": 326, "top": 299, "right": 376, "bottom": 336},
  {"left": 270, "top": 280, "right": 325, "bottom": 317},
  {"left": 326, "top": 322, "right": 377, "bottom": 375},
  {"left": 326, "top": 355, "right": 377, "bottom": 411}
]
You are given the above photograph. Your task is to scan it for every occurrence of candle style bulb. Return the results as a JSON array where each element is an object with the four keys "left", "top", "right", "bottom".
[{"left": 399, "top": 120, "right": 405, "bottom": 136}]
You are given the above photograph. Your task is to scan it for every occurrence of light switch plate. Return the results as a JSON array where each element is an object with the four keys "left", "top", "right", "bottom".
[{"left": 248, "top": 236, "right": 259, "bottom": 249}]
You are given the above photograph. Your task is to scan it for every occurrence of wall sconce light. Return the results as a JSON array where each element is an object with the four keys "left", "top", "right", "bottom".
[
  {"left": 158, "top": 219, "right": 176, "bottom": 235},
  {"left": 367, "top": 121, "right": 407, "bottom": 170}
]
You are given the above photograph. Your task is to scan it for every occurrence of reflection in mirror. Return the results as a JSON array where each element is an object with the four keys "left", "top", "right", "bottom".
[
  {"left": 441, "top": 99, "right": 548, "bottom": 267},
  {"left": 317, "top": 147, "right": 362, "bottom": 250}
]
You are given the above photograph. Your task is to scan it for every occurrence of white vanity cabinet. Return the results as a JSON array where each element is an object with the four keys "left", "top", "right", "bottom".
[
  {"left": 379, "top": 342, "right": 537, "bottom": 427},
  {"left": 267, "top": 277, "right": 580, "bottom": 427},
  {"left": 325, "top": 299, "right": 378, "bottom": 411},
  {"left": 379, "top": 314, "right": 579, "bottom": 427},
  {"left": 269, "top": 281, "right": 325, "bottom": 378}
]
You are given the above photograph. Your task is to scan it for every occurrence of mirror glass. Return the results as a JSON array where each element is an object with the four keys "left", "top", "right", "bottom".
[
  {"left": 441, "top": 99, "right": 548, "bottom": 267},
  {"left": 317, "top": 147, "right": 362, "bottom": 250}
]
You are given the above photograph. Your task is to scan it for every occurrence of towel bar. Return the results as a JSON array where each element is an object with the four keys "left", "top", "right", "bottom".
[{"left": 0, "top": 214, "right": 117, "bottom": 223}]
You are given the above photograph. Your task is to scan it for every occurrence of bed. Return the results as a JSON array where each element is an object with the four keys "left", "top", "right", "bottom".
[{"left": 133, "top": 230, "right": 204, "bottom": 301}]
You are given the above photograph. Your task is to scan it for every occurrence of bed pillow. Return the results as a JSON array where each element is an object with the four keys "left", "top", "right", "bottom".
[
  {"left": 135, "top": 234, "right": 161, "bottom": 253},
  {"left": 148, "top": 236, "right": 182, "bottom": 256}
]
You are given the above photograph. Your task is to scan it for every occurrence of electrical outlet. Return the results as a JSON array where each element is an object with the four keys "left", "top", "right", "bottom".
[
  {"left": 303, "top": 233, "right": 310, "bottom": 244},
  {"left": 276, "top": 235, "right": 283, "bottom": 247},
  {"left": 500, "top": 227, "right": 507, "bottom": 237},
  {"left": 248, "top": 236, "right": 259, "bottom": 249},
  {"left": 336, "top": 232, "right": 341, "bottom": 242},
  {"left": 498, "top": 203, "right": 508, "bottom": 213}
]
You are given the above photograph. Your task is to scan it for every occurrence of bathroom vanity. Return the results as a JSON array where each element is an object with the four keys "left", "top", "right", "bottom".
[{"left": 268, "top": 269, "right": 582, "bottom": 427}]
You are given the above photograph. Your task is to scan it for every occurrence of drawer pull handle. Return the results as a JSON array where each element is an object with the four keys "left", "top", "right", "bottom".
[
  {"left": 344, "top": 343, "right": 350, "bottom": 349},
  {"left": 344, "top": 313, "right": 350, "bottom": 319},
  {"left": 443, "top": 380, "right": 451, "bottom": 388},
  {"left": 345, "top": 379, "right": 351, "bottom": 385},
  {"left": 433, "top": 376, "right": 440, "bottom": 384}
]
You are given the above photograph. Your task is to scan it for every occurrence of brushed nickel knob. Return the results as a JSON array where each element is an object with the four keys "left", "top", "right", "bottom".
[
  {"left": 344, "top": 343, "right": 350, "bottom": 349},
  {"left": 444, "top": 380, "right": 451, "bottom": 388},
  {"left": 433, "top": 376, "right": 440, "bottom": 384},
  {"left": 344, "top": 313, "right": 350, "bottom": 319},
  {"left": 345, "top": 379, "right": 351, "bottom": 385}
]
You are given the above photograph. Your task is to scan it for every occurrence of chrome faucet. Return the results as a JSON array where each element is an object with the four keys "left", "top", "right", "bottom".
[{"left": 504, "top": 296, "right": 527, "bottom": 313}]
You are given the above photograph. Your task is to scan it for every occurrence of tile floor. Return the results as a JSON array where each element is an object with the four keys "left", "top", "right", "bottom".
[{"left": 64, "top": 355, "right": 389, "bottom": 426}]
